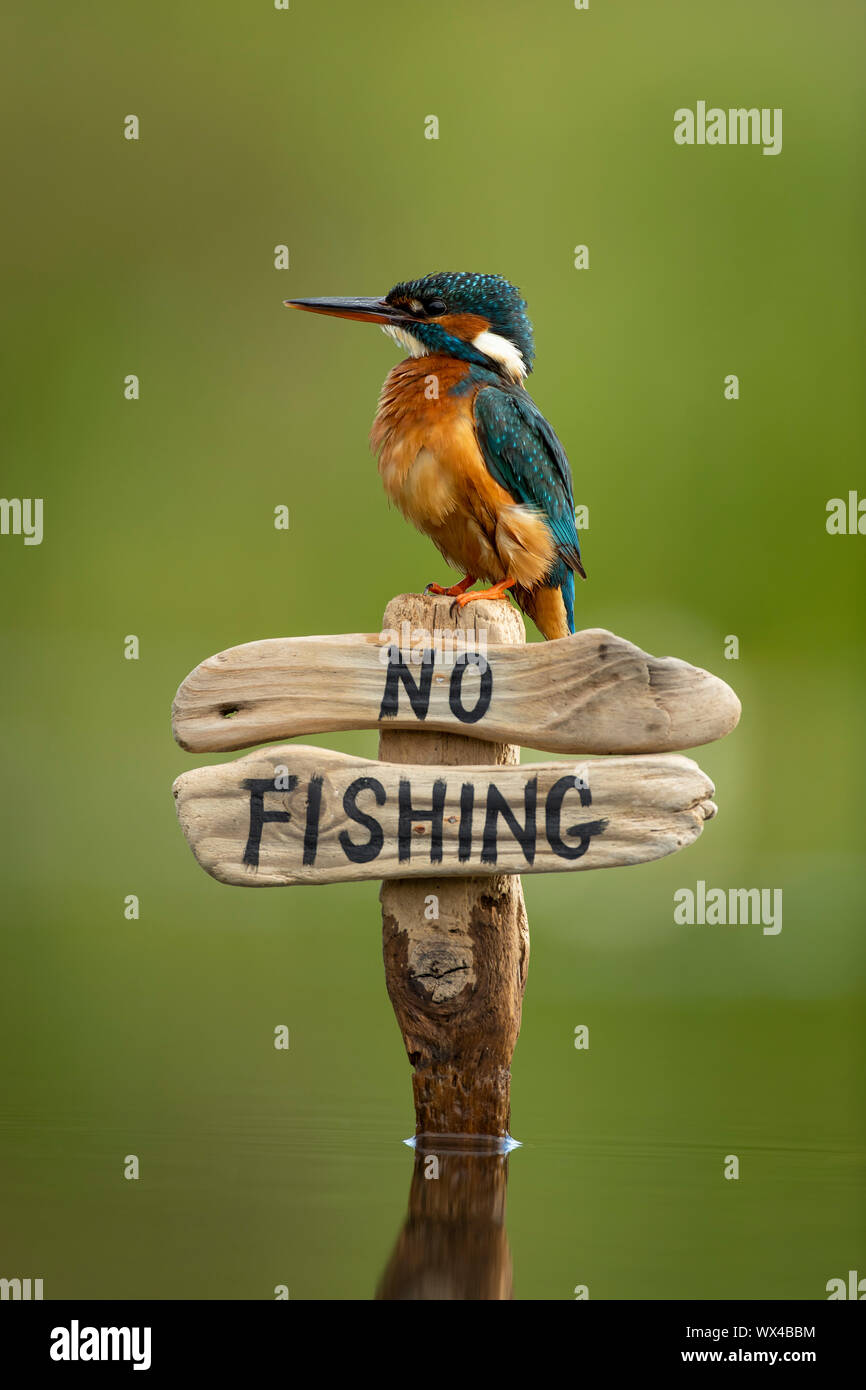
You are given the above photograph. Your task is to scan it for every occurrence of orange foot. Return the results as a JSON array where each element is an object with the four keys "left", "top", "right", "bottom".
[
  {"left": 424, "top": 574, "right": 476, "bottom": 597},
  {"left": 453, "top": 577, "right": 515, "bottom": 610}
]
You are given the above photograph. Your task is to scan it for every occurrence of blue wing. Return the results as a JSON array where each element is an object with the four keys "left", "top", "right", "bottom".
[{"left": 472, "top": 384, "right": 585, "bottom": 580}]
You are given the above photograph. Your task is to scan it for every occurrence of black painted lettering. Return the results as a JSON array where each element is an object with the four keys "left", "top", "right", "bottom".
[
  {"left": 398, "top": 778, "right": 447, "bottom": 862},
  {"left": 545, "top": 777, "right": 607, "bottom": 859},
  {"left": 242, "top": 776, "right": 296, "bottom": 868},
  {"left": 481, "top": 777, "right": 537, "bottom": 865},
  {"left": 458, "top": 782, "right": 474, "bottom": 862},
  {"left": 449, "top": 652, "right": 492, "bottom": 724},
  {"left": 302, "top": 774, "right": 324, "bottom": 866},
  {"left": 339, "top": 776, "right": 386, "bottom": 863},
  {"left": 378, "top": 647, "right": 435, "bottom": 720}
]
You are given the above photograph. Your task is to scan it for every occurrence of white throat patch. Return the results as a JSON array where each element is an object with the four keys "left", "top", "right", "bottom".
[
  {"left": 472, "top": 330, "right": 527, "bottom": 381},
  {"left": 382, "top": 324, "right": 429, "bottom": 358},
  {"left": 382, "top": 322, "right": 527, "bottom": 380}
]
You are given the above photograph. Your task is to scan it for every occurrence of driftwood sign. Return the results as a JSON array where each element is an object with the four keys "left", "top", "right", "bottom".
[
  {"left": 171, "top": 594, "right": 740, "bottom": 1144},
  {"left": 172, "top": 626, "right": 740, "bottom": 756},
  {"left": 172, "top": 743, "right": 716, "bottom": 887}
]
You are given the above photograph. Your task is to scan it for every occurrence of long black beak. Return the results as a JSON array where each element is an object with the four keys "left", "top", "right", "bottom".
[{"left": 284, "top": 295, "right": 412, "bottom": 326}]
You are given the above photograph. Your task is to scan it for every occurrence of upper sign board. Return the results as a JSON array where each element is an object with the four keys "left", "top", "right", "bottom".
[{"left": 172, "top": 627, "right": 740, "bottom": 756}]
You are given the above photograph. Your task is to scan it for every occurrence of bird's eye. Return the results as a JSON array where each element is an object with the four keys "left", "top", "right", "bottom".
[{"left": 426, "top": 298, "right": 447, "bottom": 316}]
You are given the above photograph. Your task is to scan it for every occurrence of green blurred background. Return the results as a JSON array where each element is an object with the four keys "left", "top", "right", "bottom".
[{"left": 1, "top": 0, "right": 863, "bottom": 1299}]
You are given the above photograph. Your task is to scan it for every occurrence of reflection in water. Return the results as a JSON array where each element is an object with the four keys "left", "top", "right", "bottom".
[{"left": 376, "top": 1142, "right": 512, "bottom": 1300}]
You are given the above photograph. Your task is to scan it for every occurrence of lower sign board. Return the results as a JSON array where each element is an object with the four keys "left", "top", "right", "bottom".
[{"left": 172, "top": 744, "right": 717, "bottom": 887}]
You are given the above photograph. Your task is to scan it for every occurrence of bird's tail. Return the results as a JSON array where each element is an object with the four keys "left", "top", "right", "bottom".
[{"left": 513, "top": 574, "right": 575, "bottom": 640}]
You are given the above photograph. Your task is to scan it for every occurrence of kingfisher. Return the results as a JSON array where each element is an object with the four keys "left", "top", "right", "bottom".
[{"left": 285, "top": 272, "right": 585, "bottom": 640}]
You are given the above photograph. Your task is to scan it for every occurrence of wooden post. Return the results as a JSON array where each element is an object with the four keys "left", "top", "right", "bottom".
[{"left": 377, "top": 592, "right": 529, "bottom": 1144}]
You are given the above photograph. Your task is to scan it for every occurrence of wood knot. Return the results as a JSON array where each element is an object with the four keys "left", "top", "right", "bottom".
[{"left": 409, "top": 943, "right": 472, "bottom": 1003}]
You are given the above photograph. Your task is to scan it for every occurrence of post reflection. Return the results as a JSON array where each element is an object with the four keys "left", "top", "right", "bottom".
[{"left": 376, "top": 1142, "right": 512, "bottom": 1300}]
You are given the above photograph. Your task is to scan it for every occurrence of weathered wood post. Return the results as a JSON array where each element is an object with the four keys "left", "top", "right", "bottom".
[{"left": 377, "top": 592, "right": 528, "bottom": 1144}]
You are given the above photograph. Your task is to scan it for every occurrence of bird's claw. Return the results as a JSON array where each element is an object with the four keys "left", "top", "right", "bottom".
[
  {"left": 449, "top": 579, "right": 516, "bottom": 616},
  {"left": 424, "top": 578, "right": 476, "bottom": 598},
  {"left": 448, "top": 591, "right": 482, "bottom": 619}
]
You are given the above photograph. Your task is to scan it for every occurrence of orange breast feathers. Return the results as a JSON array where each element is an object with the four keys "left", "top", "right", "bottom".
[{"left": 370, "top": 357, "right": 556, "bottom": 589}]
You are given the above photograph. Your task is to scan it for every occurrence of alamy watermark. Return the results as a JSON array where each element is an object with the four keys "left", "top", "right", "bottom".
[
  {"left": 674, "top": 103, "right": 782, "bottom": 157},
  {"left": 1, "top": 1276, "right": 43, "bottom": 1299},
  {"left": 0, "top": 497, "right": 43, "bottom": 545},
  {"left": 50, "top": 1321, "right": 151, "bottom": 1371},
  {"left": 674, "top": 880, "right": 782, "bottom": 935},
  {"left": 378, "top": 621, "right": 488, "bottom": 668}
]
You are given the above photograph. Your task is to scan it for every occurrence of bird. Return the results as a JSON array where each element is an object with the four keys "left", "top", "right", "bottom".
[{"left": 285, "top": 271, "right": 585, "bottom": 640}]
